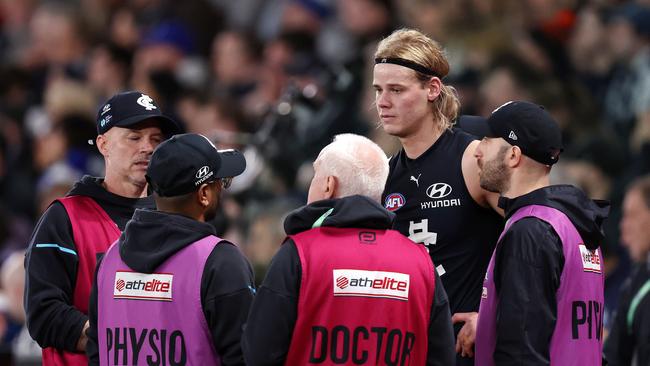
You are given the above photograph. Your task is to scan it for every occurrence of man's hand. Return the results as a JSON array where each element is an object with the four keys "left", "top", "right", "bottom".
[
  {"left": 452, "top": 312, "right": 478, "bottom": 357},
  {"left": 76, "top": 320, "right": 90, "bottom": 352}
]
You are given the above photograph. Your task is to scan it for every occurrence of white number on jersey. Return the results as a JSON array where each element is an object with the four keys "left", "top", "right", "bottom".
[{"left": 408, "top": 219, "right": 437, "bottom": 251}]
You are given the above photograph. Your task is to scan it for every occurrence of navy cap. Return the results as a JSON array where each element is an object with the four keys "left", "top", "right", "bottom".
[
  {"left": 485, "top": 101, "right": 563, "bottom": 165},
  {"left": 456, "top": 115, "right": 490, "bottom": 138},
  {"left": 146, "top": 133, "right": 246, "bottom": 197},
  {"left": 96, "top": 91, "right": 180, "bottom": 136}
]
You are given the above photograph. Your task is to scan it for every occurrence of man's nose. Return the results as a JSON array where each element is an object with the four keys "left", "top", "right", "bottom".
[
  {"left": 140, "top": 138, "right": 157, "bottom": 153},
  {"left": 377, "top": 92, "right": 391, "bottom": 108}
]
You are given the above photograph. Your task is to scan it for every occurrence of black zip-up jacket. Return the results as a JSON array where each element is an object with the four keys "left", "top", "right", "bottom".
[
  {"left": 86, "top": 208, "right": 255, "bottom": 366},
  {"left": 604, "top": 254, "right": 650, "bottom": 366},
  {"left": 493, "top": 185, "right": 610, "bottom": 365},
  {"left": 242, "top": 195, "right": 456, "bottom": 366},
  {"left": 24, "top": 176, "right": 155, "bottom": 352}
]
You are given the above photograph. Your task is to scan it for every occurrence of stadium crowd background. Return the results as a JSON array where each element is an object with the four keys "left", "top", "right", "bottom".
[{"left": 0, "top": 0, "right": 648, "bottom": 363}]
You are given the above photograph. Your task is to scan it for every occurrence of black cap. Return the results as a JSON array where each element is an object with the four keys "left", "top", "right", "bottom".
[
  {"left": 456, "top": 115, "right": 490, "bottom": 138},
  {"left": 146, "top": 133, "right": 246, "bottom": 197},
  {"left": 96, "top": 91, "right": 180, "bottom": 136},
  {"left": 485, "top": 101, "right": 563, "bottom": 165}
]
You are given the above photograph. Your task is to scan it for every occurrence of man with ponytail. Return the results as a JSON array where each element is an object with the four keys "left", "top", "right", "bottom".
[{"left": 374, "top": 28, "right": 503, "bottom": 365}]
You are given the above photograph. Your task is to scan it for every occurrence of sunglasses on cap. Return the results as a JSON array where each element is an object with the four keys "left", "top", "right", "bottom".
[{"left": 208, "top": 177, "right": 233, "bottom": 189}]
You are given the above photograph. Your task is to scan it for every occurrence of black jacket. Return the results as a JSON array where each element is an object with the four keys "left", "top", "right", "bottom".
[
  {"left": 23, "top": 176, "right": 154, "bottom": 352},
  {"left": 86, "top": 209, "right": 255, "bottom": 366},
  {"left": 242, "top": 195, "right": 456, "bottom": 366},
  {"left": 493, "top": 185, "right": 610, "bottom": 365},
  {"left": 604, "top": 254, "right": 650, "bottom": 366}
]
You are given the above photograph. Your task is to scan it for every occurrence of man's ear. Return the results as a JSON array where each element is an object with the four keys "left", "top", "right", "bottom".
[
  {"left": 324, "top": 175, "right": 338, "bottom": 199},
  {"left": 197, "top": 183, "right": 211, "bottom": 207},
  {"left": 507, "top": 145, "right": 523, "bottom": 168},
  {"left": 96, "top": 134, "right": 109, "bottom": 158},
  {"left": 427, "top": 77, "right": 442, "bottom": 102}
]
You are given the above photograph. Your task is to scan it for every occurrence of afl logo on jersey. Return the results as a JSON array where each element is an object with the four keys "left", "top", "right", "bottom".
[
  {"left": 426, "top": 183, "right": 452, "bottom": 199},
  {"left": 384, "top": 193, "right": 406, "bottom": 211}
]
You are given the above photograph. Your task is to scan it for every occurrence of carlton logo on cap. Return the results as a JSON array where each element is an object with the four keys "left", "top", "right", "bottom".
[{"left": 137, "top": 94, "right": 157, "bottom": 111}]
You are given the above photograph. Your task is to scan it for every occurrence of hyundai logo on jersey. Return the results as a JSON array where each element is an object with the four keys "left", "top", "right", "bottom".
[
  {"left": 419, "top": 183, "right": 462, "bottom": 209},
  {"left": 426, "top": 183, "right": 452, "bottom": 199},
  {"left": 384, "top": 193, "right": 406, "bottom": 212}
]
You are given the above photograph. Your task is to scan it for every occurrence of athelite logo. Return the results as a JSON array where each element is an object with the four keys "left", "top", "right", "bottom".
[
  {"left": 333, "top": 269, "right": 410, "bottom": 301},
  {"left": 114, "top": 271, "right": 173, "bottom": 301},
  {"left": 384, "top": 193, "right": 405, "bottom": 212},
  {"left": 579, "top": 245, "right": 601, "bottom": 273},
  {"left": 137, "top": 94, "right": 157, "bottom": 110}
]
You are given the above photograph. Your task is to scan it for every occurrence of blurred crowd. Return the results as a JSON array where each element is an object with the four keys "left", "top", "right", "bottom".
[{"left": 0, "top": 0, "right": 649, "bottom": 363}]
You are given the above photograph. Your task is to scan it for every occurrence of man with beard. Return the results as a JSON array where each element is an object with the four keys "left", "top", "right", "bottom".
[
  {"left": 24, "top": 91, "right": 180, "bottom": 366},
  {"left": 471, "top": 101, "right": 609, "bottom": 365},
  {"left": 86, "top": 133, "right": 255, "bottom": 366}
]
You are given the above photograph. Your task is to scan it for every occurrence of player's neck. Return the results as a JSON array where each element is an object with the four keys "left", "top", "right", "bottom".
[
  {"left": 400, "top": 121, "right": 445, "bottom": 159},
  {"left": 103, "top": 174, "right": 148, "bottom": 198}
]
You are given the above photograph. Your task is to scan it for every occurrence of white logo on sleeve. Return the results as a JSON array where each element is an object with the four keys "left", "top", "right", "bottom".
[
  {"left": 137, "top": 94, "right": 157, "bottom": 110},
  {"left": 114, "top": 271, "right": 173, "bottom": 301},
  {"left": 333, "top": 269, "right": 410, "bottom": 301},
  {"left": 579, "top": 245, "right": 601, "bottom": 273}
]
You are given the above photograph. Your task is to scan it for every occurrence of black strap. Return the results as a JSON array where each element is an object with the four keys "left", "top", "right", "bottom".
[{"left": 374, "top": 57, "right": 439, "bottom": 77}]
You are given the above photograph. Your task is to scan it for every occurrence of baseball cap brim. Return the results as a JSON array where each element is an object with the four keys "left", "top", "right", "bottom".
[
  {"left": 215, "top": 149, "right": 246, "bottom": 178},
  {"left": 110, "top": 114, "right": 181, "bottom": 137},
  {"left": 457, "top": 115, "right": 493, "bottom": 138}
]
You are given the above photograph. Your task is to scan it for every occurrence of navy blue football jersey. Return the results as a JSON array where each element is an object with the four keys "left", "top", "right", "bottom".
[{"left": 382, "top": 128, "right": 503, "bottom": 315}]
